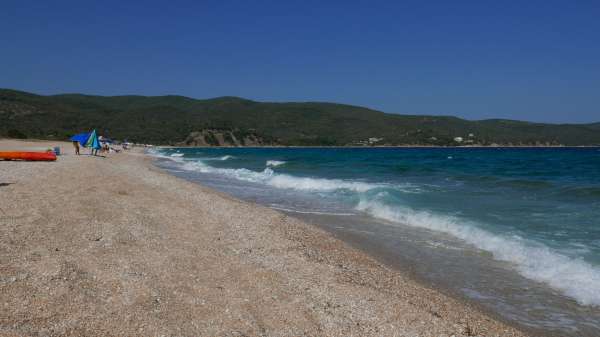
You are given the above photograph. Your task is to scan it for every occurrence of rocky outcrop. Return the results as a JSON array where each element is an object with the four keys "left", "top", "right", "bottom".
[{"left": 179, "top": 129, "right": 269, "bottom": 147}]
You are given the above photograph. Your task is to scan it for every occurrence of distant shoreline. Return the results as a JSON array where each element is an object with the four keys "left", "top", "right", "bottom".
[
  {"left": 158, "top": 144, "right": 600, "bottom": 149},
  {"left": 3, "top": 138, "right": 599, "bottom": 149}
]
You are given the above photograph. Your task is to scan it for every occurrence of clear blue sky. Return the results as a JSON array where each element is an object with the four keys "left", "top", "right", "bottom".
[{"left": 2, "top": 0, "right": 599, "bottom": 123}]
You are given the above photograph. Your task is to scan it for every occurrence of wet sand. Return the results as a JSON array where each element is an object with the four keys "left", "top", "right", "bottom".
[{"left": 0, "top": 139, "right": 529, "bottom": 336}]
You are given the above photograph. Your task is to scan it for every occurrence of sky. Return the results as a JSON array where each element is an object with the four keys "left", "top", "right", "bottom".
[{"left": 1, "top": 0, "right": 599, "bottom": 123}]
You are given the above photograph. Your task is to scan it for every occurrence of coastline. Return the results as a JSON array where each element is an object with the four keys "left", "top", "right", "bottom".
[
  {"left": 160, "top": 144, "right": 600, "bottom": 148},
  {"left": 1, "top": 139, "right": 529, "bottom": 336}
]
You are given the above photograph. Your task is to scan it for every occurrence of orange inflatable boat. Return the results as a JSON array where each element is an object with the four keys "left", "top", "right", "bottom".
[{"left": 0, "top": 151, "right": 57, "bottom": 161}]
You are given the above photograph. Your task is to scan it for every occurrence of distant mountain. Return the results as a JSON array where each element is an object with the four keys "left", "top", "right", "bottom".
[{"left": 1, "top": 88, "right": 599, "bottom": 146}]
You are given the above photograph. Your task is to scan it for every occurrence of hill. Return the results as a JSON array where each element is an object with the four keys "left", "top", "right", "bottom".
[{"left": 1, "top": 89, "right": 599, "bottom": 146}]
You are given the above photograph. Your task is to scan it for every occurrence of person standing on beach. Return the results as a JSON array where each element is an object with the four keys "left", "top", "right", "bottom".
[{"left": 72, "top": 140, "right": 80, "bottom": 155}]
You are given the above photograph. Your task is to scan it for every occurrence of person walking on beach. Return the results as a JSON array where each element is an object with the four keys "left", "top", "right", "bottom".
[{"left": 72, "top": 140, "right": 80, "bottom": 155}]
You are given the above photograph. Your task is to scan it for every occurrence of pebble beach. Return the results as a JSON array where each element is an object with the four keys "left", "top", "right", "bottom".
[{"left": 0, "top": 139, "right": 530, "bottom": 337}]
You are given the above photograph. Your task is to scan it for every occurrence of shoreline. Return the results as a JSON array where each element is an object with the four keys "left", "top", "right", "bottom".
[
  {"left": 1, "top": 139, "right": 530, "bottom": 336},
  {"left": 152, "top": 153, "right": 567, "bottom": 337},
  {"left": 158, "top": 144, "right": 600, "bottom": 149},
  {"left": 147, "top": 152, "right": 565, "bottom": 337},
  {"left": 298, "top": 215, "right": 563, "bottom": 337}
]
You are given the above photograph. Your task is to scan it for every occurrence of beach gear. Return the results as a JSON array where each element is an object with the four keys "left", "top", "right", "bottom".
[
  {"left": 85, "top": 129, "right": 101, "bottom": 149},
  {"left": 70, "top": 130, "right": 102, "bottom": 149},
  {"left": 0, "top": 151, "right": 57, "bottom": 161},
  {"left": 70, "top": 132, "right": 91, "bottom": 146}
]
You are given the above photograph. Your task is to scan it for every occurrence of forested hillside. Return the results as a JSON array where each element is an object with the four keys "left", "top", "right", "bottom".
[{"left": 1, "top": 89, "right": 599, "bottom": 146}]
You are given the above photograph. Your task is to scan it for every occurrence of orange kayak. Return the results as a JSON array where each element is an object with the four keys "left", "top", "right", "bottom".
[{"left": 0, "top": 151, "right": 57, "bottom": 161}]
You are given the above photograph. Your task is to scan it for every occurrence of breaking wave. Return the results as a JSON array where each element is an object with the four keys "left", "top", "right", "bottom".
[
  {"left": 355, "top": 198, "right": 600, "bottom": 307},
  {"left": 269, "top": 206, "right": 355, "bottom": 216},
  {"left": 203, "top": 155, "right": 234, "bottom": 161},
  {"left": 266, "top": 160, "right": 286, "bottom": 167},
  {"left": 151, "top": 151, "right": 424, "bottom": 194},
  {"left": 178, "top": 160, "right": 383, "bottom": 192}
]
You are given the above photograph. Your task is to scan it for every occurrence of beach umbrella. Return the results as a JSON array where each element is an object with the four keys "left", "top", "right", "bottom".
[{"left": 85, "top": 129, "right": 101, "bottom": 149}]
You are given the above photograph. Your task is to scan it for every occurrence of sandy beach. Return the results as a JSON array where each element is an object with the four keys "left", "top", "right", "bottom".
[{"left": 0, "top": 140, "right": 529, "bottom": 337}]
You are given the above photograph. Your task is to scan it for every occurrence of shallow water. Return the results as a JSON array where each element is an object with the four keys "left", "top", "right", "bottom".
[{"left": 151, "top": 147, "right": 600, "bottom": 336}]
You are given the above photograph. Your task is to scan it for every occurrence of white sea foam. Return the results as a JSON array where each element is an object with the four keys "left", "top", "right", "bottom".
[
  {"left": 148, "top": 149, "right": 185, "bottom": 162},
  {"left": 355, "top": 198, "right": 600, "bottom": 307},
  {"left": 170, "top": 153, "right": 184, "bottom": 157},
  {"left": 266, "top": 160, "right": 286, "bottom": 167},
  {"left": 267, "top": 174, "right": 380, "bottom": 192},
  {"left": 187, "top": 162, "right": 424, "bottom": 194},
  {"left": 203, "top": 155, "right": 235, "bottom": 161},
  {"left": 146, "top": 148, "right": 161, "bottom": 156},
  {"left": 178, "top": 160, "right": 383, "bottom": 192},
  {"left": 151, "top": 151, "right": 419, "bottom": 193},
  {"left": 269, "top": 206, "right": 355, "bottom": 216}
]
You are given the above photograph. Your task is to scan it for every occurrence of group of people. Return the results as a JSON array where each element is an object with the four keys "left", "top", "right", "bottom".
[
  {"left": 70, "top": 131, "right": 129, "bottom": 156},
  {"left": 71, "top": 141, "right": 119, "bottom": 156}
]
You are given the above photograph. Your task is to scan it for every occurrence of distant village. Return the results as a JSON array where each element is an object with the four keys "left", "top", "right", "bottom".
[
  {"left": 350, "top": 133, "right": 564, "bottom": 147},
  {"left": 351, "top": 133, "right": 478, "bottom": 146}
]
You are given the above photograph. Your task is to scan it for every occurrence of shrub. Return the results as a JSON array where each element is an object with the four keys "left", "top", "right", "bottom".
[{"left": 7, "top": 129, "right": 27, "bottom": 139}]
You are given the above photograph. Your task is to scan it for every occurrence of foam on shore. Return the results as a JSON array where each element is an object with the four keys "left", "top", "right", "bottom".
[{"left": 356, "top": 198, "right": 600, "bottom": 307}]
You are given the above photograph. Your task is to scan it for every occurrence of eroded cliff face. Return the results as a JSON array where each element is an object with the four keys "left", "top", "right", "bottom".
[{"left": 179, "top": 129, "right": 268, "bottom": 147}]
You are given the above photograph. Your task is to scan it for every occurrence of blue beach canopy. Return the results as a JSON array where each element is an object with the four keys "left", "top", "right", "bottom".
[
  {"left": 70, "top": 130, "right": 101, "bottom": 149},
  {"left": 70, "top": 132, "right": 91, "bottom": 146}
]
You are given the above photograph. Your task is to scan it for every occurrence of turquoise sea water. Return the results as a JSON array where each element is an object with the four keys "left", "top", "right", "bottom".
[{"left": 152, "top": 147, "right": 600, "bottom": 335}]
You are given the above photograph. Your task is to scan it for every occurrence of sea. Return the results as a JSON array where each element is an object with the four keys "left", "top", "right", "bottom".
[{"left": 150, "top": 147, "right": 600, "bottom": 336}]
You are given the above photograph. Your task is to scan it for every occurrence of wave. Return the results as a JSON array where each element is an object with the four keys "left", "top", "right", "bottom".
[
  {"left": 554, "top": 186, "right": 600, "bottom": 200},
  {"left": 150, "top": 150, "right": 425, "bottom": 195},
  {"left": 148, "top": 149, "right": 184, "bottom": 162},
  {"left": 178, "top": 160, "right": 384, "bottom": 192},
  {"left": 266, "top": 160, "right": 286, "bottom": 167},
  {"left": 267, "top": 174, "right": 381, "bottom": 192},
  {"left": 170, "top": 153, "right": 184, "bottom": 157},
  {"left": 355, "top": 198, "right": 600, "bottom": 307},
  {"left": 269, "top": 206, "right": 355, "bottom": 216},
  {"left": 151, "top": 150, "right": 420, "bottom": 192},
  {"left": 203, "top": 155, "right": 234, "bottom": 161},
  {"left": 144, "top": 150, "right": 379, "bottom": 192},
  {"left": 500, "top": 179, "right": 553, "bottom": 190}
]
